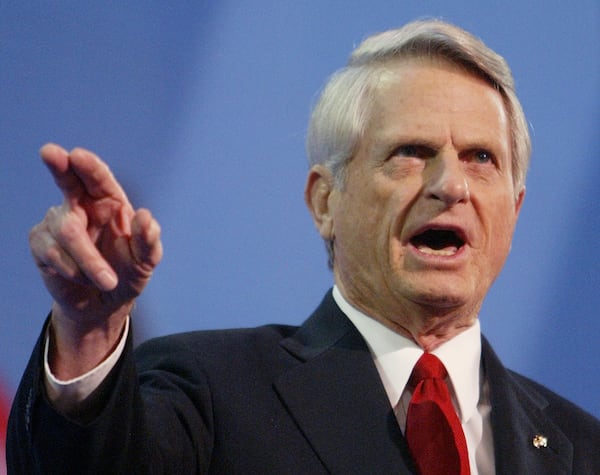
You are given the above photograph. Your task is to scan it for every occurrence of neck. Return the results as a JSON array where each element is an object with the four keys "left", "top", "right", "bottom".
[{"left": 334, "top": 284, "right": 479, "bottom": 351}]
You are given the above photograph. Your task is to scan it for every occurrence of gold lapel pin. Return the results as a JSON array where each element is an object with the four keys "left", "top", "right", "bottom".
[{"left": 532, "top": 434, "right": 548, "bottom": 449}]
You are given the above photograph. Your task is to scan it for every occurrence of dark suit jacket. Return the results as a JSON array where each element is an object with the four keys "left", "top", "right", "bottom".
[{"left": 8, "top": 291, "right": 600, "bottom": 474}]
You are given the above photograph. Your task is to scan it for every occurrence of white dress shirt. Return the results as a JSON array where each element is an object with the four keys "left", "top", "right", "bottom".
[{"left": 333, "top": 286, "right": 495, "bottom": 475}]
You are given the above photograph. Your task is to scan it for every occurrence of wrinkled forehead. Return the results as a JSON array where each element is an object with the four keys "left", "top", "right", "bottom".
[
  {"left": 369, "top": 55, "right": 501, "bottom": 105},
  {"left": 362, "top": 56, "right": 508, "bottom": 130},
  {"left": 359, "top": 58, "right": 510, "bottom": 152}
]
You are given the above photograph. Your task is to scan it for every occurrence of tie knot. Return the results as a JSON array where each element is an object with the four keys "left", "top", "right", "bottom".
[{"left": 409, "top": 353, "right": 447, "bottom": 386}]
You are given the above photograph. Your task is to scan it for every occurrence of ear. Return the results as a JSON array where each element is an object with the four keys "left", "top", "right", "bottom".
[
  {"left": 304, "top": 165, "right": 337, "bottom": 240},
  {"left": 514, "top": 186, "right": 525, "bottom": 217}
]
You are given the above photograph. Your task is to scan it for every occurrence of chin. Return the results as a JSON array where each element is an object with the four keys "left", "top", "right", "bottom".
[
  {"left": 414, "top": 292, "right": 468, "bottom": 310},
  {"left": 399, "top": 278, "right": 476, "bottom": 311}
]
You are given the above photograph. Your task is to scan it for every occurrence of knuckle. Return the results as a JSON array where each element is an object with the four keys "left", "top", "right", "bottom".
[
  {"left": 44, "top": 206, "right": 68, "bottom": 234},
  {"left": 45, "top": 205, "right": 62, "bottom": 221},
  {"left": 28, "top": 223, "right": 43, "bottom": 244},
  {"left": 55, "top": 214, "right": 83, "bottom": 242},
  {"left": 43, "top": 245, "right": 63, "bottom": 267}
]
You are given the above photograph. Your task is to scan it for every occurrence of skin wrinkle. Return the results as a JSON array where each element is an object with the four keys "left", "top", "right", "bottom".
[{"left": 307, "top": 58, "right": 524, "bottom": 352}]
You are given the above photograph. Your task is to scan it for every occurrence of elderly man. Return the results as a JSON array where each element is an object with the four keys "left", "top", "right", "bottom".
[{"left": 8, "top": 20, "right": 600, "bottom": 474}]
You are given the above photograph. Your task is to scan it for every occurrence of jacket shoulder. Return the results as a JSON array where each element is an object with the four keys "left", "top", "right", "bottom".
[
  {"left": 134, "top": 324, "right": 301, "bottom": 375},
  {"left": 508, "top": 369, "right": 600, "bottom": 436}
]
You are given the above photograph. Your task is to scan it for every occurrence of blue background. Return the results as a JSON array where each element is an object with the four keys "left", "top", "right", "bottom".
[{"left": 1, "top": 1, "right": 599, "bottom": 419}]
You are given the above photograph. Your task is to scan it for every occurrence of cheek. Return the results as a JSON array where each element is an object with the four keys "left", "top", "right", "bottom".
[
  {"left": 376, "top": 190, "right": 419, "bottom": 267},
  {"left": 332, "top": 190, "right": 375, "bottom": 254},
  {"left": 483, "top": 201, "right": 518, "bottom": 263},
  {"left": 334, "top": 170, "right": 418, "bottom": 259},
  {"left": 333, "top": 189, "right": 392, "bottom": 261}
]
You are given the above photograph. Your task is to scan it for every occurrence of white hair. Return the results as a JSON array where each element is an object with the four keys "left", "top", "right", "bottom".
[{"left": 306, "top": 20, "right": 531, "bottom": 266}]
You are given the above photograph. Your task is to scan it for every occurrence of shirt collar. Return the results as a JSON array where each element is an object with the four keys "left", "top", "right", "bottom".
[{"left": 332, "top": 285, "right": 481, "bottom": 424}]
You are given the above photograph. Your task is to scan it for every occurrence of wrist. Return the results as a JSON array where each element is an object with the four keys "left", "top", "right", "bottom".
[{"left": 48, "top": 303, "right": 131, "bottom": 380}]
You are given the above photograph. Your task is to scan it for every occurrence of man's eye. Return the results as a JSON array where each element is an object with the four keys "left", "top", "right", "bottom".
[
  {"left": 397, "top": 145, "right": 419, "bottom": 156},
  {"left": 392, "top": 145, "right": 432, "bottom": 159},
  {"left": 473, "top": 150, "right": 493, "bottom": 164}
]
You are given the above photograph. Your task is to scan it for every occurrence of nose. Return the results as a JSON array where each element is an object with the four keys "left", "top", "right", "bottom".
[{"left": 424, "top": 153, "right": 470, "bottom": 206}]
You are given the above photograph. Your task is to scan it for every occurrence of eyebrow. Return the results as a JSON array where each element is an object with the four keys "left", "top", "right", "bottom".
[
  {"left": 369, "top": 134, "right": 444, "bottom": 157},
  {"left": 371, "top": 131, "right": 507, "bottom": 157}
]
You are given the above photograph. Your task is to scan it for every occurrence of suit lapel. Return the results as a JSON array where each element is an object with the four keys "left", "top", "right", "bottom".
[
  {"left": 275, "top": 293, "right": 576, "bottom": 473},
  {"left": 482, "top": 338, "right": 573, "bottom": 474},
  {"left": 275, "top": 291, "right": 414, "bottom": 474}
]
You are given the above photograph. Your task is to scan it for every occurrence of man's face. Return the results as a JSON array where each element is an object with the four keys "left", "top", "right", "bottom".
[{"left": 312, "top": 59, "right": 524, "bottom": 333}]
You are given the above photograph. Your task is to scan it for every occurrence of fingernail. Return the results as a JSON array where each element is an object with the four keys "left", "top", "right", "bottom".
[{"left": 98, "top": 270, "right": 118, "bottom": 290}]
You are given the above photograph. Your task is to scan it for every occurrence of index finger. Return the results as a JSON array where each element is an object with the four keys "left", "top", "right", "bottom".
[
  {"left": 68, "top": 147, "right": 131, "bottom": 206},
  {"left": 40, "top": 143, "right": 131, "bottom": 210},
  {"left": 40, "top": 143, "right": 84, "bottom": 200}
]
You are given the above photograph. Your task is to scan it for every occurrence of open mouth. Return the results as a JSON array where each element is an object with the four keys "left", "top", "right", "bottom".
[{"left": 410, "top": 229, "right": 465, "bottom": 256}]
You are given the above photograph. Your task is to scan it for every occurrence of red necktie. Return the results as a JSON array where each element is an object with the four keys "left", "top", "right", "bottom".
[{"left": 405, "top": 353, "right": 470, "bottom": 475}]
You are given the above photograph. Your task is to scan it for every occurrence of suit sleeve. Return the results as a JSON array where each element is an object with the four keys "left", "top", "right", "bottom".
[{"left": 7, "top": 320, "right": 214, "bottom": 474}]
